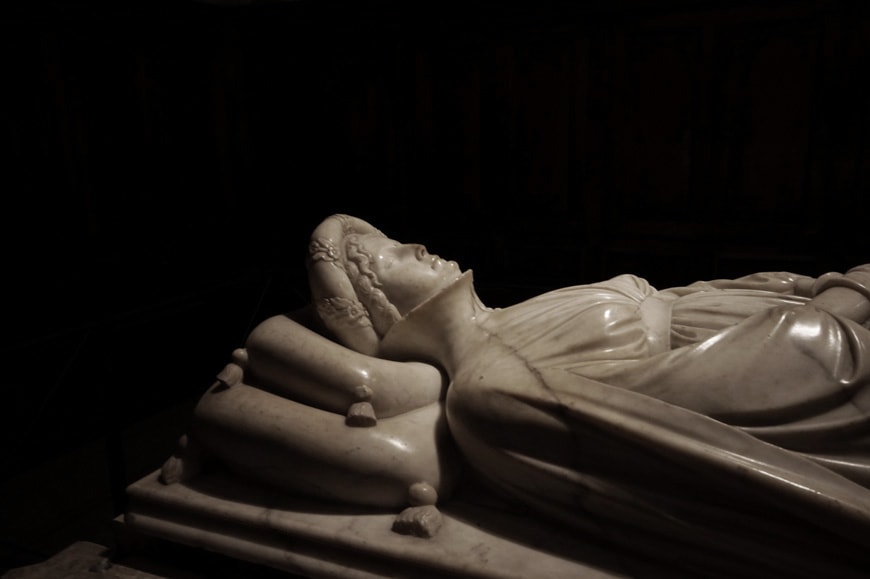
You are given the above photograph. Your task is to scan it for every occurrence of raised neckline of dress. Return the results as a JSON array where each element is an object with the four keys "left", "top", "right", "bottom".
[{"left": 379, "top": 270, "right": 490, "bottom": 366}]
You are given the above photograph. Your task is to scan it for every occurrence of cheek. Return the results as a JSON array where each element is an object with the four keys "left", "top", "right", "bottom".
[
  {"left": 380, "top": 267, "right": 443, "bottom": 312},
  {"left": 379, "top": 268, "right": 419, "bottom": 295},
  {"left": 399, "top": 269, "right": 440, "bottom": 295}
]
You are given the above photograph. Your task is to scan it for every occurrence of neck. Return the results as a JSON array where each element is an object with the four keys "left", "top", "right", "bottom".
[{"left": 379, "top": 271, "right": 490, "bottom": 375}]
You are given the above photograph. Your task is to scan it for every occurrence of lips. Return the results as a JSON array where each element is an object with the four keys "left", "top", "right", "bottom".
[{"left": 435, "top": 259, "right": 460, "bottom": 271}]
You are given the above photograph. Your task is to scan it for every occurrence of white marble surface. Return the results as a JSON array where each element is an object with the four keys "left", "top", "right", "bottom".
[
  {"left": 123, "top": 469, "right": 641, "bottom": 579},
  {"left": 138, "top": 214, "right": 870, "bottom": 577}
]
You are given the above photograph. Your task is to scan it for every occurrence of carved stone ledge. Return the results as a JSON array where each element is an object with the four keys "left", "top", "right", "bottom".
[{"left": 120, "top": 470, "right": 642, "bottom": 579}]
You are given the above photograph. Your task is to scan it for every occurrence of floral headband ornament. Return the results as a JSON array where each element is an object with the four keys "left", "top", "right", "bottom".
[
  {"left": 307, "top": 214, "right": 388, "bottom": 427},
  {"left": 306, "top": 214, "right": 386, "bottom": 357}
]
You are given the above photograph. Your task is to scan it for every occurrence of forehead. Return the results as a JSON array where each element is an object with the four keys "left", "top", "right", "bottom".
[{"left": 352, "top": 233, "right": 398, "bottom": 254}]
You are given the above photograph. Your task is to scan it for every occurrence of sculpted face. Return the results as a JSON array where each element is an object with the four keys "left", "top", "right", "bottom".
[{"left": 356, "top": 234, "right": 462, "bottom": 316}]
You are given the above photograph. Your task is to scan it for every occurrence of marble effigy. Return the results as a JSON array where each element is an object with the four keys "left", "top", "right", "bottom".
[{"left": 123, "top": 214, "right": 870, "bottom": 578}]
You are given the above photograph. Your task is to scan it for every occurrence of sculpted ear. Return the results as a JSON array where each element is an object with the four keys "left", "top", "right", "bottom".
[{"left": 307, "top": 214, "right": 385, "bottom": 356}]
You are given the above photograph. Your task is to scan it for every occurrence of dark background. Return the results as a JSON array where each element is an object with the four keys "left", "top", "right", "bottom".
[{"left": 3, "top": 0, "right": 869, "bottom": 572}]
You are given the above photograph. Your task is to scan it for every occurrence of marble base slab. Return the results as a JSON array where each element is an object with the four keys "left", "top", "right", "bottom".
[
  {"left": 121, "top": 469, "right": 648, "bottom": 578},
  {"left": 2, "top": 541, "right": 162, "bottom": 579}
]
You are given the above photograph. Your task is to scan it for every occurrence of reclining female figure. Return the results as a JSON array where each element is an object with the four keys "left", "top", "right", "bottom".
[{"left": 165, "top": 214, "right": 870, "bottom": 574}]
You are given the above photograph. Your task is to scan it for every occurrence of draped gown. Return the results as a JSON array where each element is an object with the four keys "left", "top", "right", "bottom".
[{"left": 383, "top": 266, "right": 870, "bottom": 576}]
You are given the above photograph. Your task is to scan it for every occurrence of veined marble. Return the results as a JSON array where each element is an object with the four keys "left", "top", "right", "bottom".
[
  {"left": 126, "top": 214, "right": 870, "bottom": 577},
  {"left": 124, "top": 469, "right": 636, "bottom": 578}
]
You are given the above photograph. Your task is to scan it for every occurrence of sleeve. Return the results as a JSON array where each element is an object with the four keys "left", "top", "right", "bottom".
[
  {"left": 595, "top": 302, "right": 870, "bottom": 442},
  {"left": 813, "top": 264, "right": 870, "bottom": 301},
  {"left": 662, "top": 271, "right": 814, "bottom": 348},
  {"left": 660, "top": 270, "right": 816, "bottom": 299}
]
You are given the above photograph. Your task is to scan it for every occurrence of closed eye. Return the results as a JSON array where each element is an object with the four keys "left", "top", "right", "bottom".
[{"left": 415, "top": 245, "right": 427, "bottom": 260}]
